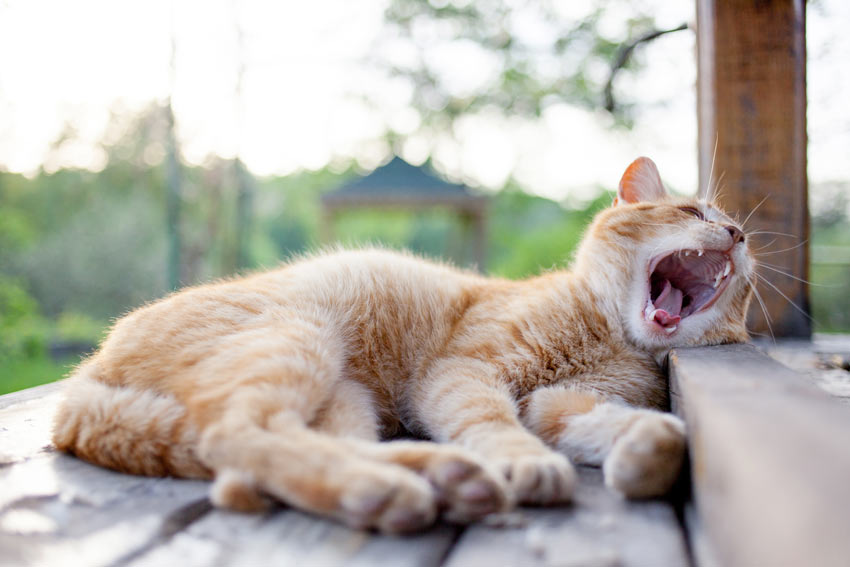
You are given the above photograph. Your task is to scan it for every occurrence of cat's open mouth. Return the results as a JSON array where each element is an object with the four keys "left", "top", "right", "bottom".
[{"left": 644, "top": 249, "right": 733, "bottom": 334}]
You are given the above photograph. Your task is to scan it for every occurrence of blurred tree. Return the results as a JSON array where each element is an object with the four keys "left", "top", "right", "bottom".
[{"left": 378, "top": 0, "right": 687, "bottom": 132}]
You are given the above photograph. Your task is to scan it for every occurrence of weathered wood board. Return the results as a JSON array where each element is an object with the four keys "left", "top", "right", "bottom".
[
  {"left": 0, "top": 381, "right": 692, "bottom": 566},
  {"left": 754, "top": 334, "right": 850, "bottom": 403},
  {"left": 443, "top": 466, "right": 690, "bottom": 567},
  {"left": 670, "top": 343, "right": 850, "bottom": 567},
  {"left": 0, "top": 384, "right": 210, "bottom": 567}
]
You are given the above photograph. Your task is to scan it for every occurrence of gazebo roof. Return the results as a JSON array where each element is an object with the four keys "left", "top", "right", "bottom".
[{"left": 321, "top": 157, "right": 486, "bottom": 211}]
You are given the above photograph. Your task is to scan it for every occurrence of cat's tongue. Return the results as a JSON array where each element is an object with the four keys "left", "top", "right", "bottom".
[{"left": 651, "top": 279, "right": 683, "bottom": 327}]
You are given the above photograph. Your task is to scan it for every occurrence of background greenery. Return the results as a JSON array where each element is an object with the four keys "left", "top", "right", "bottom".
[
  {"left": 2, "top": 103, "right": 847, "bottom": 395},
  {"left": 1, "top": 1, "right": 847, "bottom": 395}
]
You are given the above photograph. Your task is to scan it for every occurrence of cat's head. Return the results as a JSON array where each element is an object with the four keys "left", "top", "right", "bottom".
[{"left": 574, "top": 157, "right": 754, "bottom": 352}]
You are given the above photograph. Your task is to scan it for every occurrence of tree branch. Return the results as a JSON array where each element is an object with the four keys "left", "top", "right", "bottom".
[{"left": 603, "top": 23, "right": 690, "bottom": 113}]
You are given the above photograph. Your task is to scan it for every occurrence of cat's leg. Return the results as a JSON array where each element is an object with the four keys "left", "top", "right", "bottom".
[
  {"left": 192, "top": 323, "right": 439, "bottom": 533},
  {"left": 410, "top": 357, "right": 576, "bottom": 506},
  {"left": 212, "top": 378, "right": 381, "bottom": 513},
  {"left": 524, "top": 385, "right": 686, "bottom": 498},
  {"left": 310, "top": 379, "right": 510, "bottom": 523}
]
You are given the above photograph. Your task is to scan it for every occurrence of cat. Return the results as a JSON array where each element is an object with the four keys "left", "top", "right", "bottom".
[{"left": 52, "top": 157, "right": 753, "bottom": 533}]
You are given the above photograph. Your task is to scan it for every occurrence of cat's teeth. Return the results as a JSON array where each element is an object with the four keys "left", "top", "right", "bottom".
[
  {"left": 697, "top": 250, "right": 704, "bottom": 257},
  {"left": 665, "top": 325, "right": 677, "bottom": 334},
  {"left": 723, "top": 261, "right": 731, "bottom": 277},
  {"left": 684, "top": 251, "right": 690, "bottom": 256}
]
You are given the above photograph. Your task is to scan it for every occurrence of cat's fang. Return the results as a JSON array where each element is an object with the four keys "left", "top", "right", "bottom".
[
  {"left": 723, "top": 261, "right": 731, "bottom": 277},
  {"left": 665, "top": 326, "right": 677, "bottom": 334}
]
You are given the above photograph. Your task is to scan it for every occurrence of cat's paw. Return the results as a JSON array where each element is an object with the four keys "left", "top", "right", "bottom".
[
  {"left": 418, "top": 450, "right": 511, "bottom": 523},
  {"left": 603, "top": 413, "right": 686, "bottom": 498},
  {"left": 354, "top": 441, "right": 511, "bottom": 523},
  {"left": 496, "top": 451, "right": 576, "bottom": 505},
  {"left": 210, "top": 468, "right": 272, "bottom": 512},
  {"left": 338, "top": 467, "right": 438, "bottom": 533}
]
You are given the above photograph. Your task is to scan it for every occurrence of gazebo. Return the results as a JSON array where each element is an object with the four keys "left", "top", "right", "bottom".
[{"left": 320, "top": 157, "right": 489, "bottom": 270}]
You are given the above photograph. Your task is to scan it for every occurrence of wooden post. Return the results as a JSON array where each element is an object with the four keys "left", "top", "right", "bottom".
[{"left": 697, "top": 0, "right": 810, "bottom": 337}]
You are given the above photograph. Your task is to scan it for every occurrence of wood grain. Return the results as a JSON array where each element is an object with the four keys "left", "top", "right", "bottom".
[
  {"left": 0, "top": 383, "right": 211, "bottom": 567},
  {"left": 1, "top": 382, "right": 691, "bottom": 566},
  {"left": 443, "top": 467, "right": 690, "bottom": 567},
  {"left": 696, "top": 0, "right": 809, "bottom": 337},
  {"left": 670, "top": 343, "right": 850, "bottom": 567},
  {"left": 127, "top": 508, "right": 459, "bottom": 567}
]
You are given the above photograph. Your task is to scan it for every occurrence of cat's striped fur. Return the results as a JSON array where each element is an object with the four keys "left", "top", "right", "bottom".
[{"left": 53, "top": 157, "right": 753, "bottom": 532}]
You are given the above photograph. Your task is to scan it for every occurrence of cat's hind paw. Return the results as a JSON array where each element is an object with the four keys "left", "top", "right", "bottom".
[{"left": 603, "top": 414, "right": 686, "bottom": 498}]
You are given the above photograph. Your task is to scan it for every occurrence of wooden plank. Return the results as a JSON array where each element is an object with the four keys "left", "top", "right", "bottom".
[
  {"left": 443, "top": 466, "right": 690, "bottom": 567},
  {"left": 696, "top": 0, "right": 809, "bottom": 337},
  {"left": 0, "top": 385, "right": 212, "bottom": 567},
  {"left": 669, "top": 344, "right": 850, "bottom": 567},
  {"left": 127, "top": 508, "right": 458, "bottom": 567},
  {"left": 753, "top": 336, "right": 850, "bottom": 403},
  {"left": 0, "top": 381, "right": 64, "bottom": 411},
  {"left": 0, "top": 385, "right": 458, "bottom": 567}
]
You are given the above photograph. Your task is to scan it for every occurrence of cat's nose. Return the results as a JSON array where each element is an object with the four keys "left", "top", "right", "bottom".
[{"left": 725, "top": 225, "right": 745, "bottom": 245}]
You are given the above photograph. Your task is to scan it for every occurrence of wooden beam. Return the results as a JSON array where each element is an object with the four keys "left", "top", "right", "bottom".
[
  {"left": 669, "top": 344, "right": 850, "bottom": 567},
  {"left": 696, "top": 0, "right": 810, "bottom": 337}
]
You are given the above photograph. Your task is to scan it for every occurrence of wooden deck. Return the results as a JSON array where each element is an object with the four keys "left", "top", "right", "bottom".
[{"left": 1, "top": 336, "right": 849, "bottom": 566}]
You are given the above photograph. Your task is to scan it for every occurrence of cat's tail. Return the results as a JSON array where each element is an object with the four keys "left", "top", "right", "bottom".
[{"left": 51, "top": 359, "right": 211, "bottom": 479}]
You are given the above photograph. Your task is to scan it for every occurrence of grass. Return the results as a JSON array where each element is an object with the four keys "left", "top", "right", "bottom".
[{"left": 0, "top": 355, "right": 79, "bottom": 396}]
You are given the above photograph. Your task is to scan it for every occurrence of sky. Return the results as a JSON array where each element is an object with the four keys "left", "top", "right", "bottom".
[{"left": 0, "top": 0, "right": 847, "bottom": 203}]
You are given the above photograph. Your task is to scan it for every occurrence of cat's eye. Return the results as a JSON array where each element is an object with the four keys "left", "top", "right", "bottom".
[{"left": 678, "top": 206, "right": 705, "bottom": 221}]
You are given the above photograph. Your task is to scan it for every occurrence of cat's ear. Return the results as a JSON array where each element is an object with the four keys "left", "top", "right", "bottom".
[{"left": 614, "top": 157, "right": 667, "bottom": 205}]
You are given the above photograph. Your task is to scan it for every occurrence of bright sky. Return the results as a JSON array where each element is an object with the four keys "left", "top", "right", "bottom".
[{"left": 0, "top": 0, "right": 847, "bottom": 202}]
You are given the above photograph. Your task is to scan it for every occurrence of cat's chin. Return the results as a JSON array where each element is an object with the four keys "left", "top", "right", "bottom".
[{"left": 641, "top": 248, "right": 734, "bottom": 337}]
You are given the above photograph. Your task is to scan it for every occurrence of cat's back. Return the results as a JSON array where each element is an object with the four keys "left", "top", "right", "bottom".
[{"left": 94, "top": 249, "right": 481, "bottom": 389}]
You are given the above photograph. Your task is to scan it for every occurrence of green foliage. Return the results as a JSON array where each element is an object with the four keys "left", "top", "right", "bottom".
[
  {"left": 0, "top": 275, "right": 50, "bottom": 360},
  {"left": 380, "top": 1, "right": 674, "bottom": 130},
  {"left": 55, "top": 311, "right": 107, "bottom": 344},
  {"left": 1, "top": 101, "right": 848, "bottom": 395},
  {"left": 487, "top": 188, "right": 610, "bottom": 278},
  {"left": 0, "top": 356, "right": 74, "bottom": 396},
  {"left": 809, "top": 196, "right": 850, "bottom": 332}
]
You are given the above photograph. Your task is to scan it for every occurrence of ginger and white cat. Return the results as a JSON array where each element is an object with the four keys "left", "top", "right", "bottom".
[{"left": 53, "top": 157, "right": 753, "bottom": 533}]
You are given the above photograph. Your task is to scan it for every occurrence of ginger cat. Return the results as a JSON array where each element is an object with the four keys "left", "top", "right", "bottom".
[{"left": 53, "top": 157, "right": 753, "bottom": 533}]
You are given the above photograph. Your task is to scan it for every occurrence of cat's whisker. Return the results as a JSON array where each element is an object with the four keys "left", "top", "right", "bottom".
[
  {"left": 741, "top": 195, "right": 771, "bottom": 229},
  {"left": 750, "top": 281, "right": 775, "bottom": 344},
  {"left": 754, "top": 273, "right": 816, "bottom": 324},
  {"left": 751, "top": 239, "right": 778, "bottom": 252},
  {"left": 712, "top": 171, "right": 728, "bottom": 204},
  {"left": 746, "top": 230, "right": 801, "bottom": 240},
  {"left": 757, "top": 263, "right": 827, "bottom": 286},
  {"left": 752, "top": 240, "right": 807, "bottom": 255},
  {"left": 706, "top": 135, "right": 718, "bottom": 202}
]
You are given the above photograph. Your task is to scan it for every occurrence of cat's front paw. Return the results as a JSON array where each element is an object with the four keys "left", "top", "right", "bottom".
[
  {"left": 603, "top": 414, "right": 686, "bottom": 498},
  {"left": 420, "top": 450, "right": 511, "bottom": 523},
  {"left": 496, "top": 451, "right": 576, "bottom": 505},
  {"left": 338, "top": 467, "right": 438, "bottom": 533}
]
